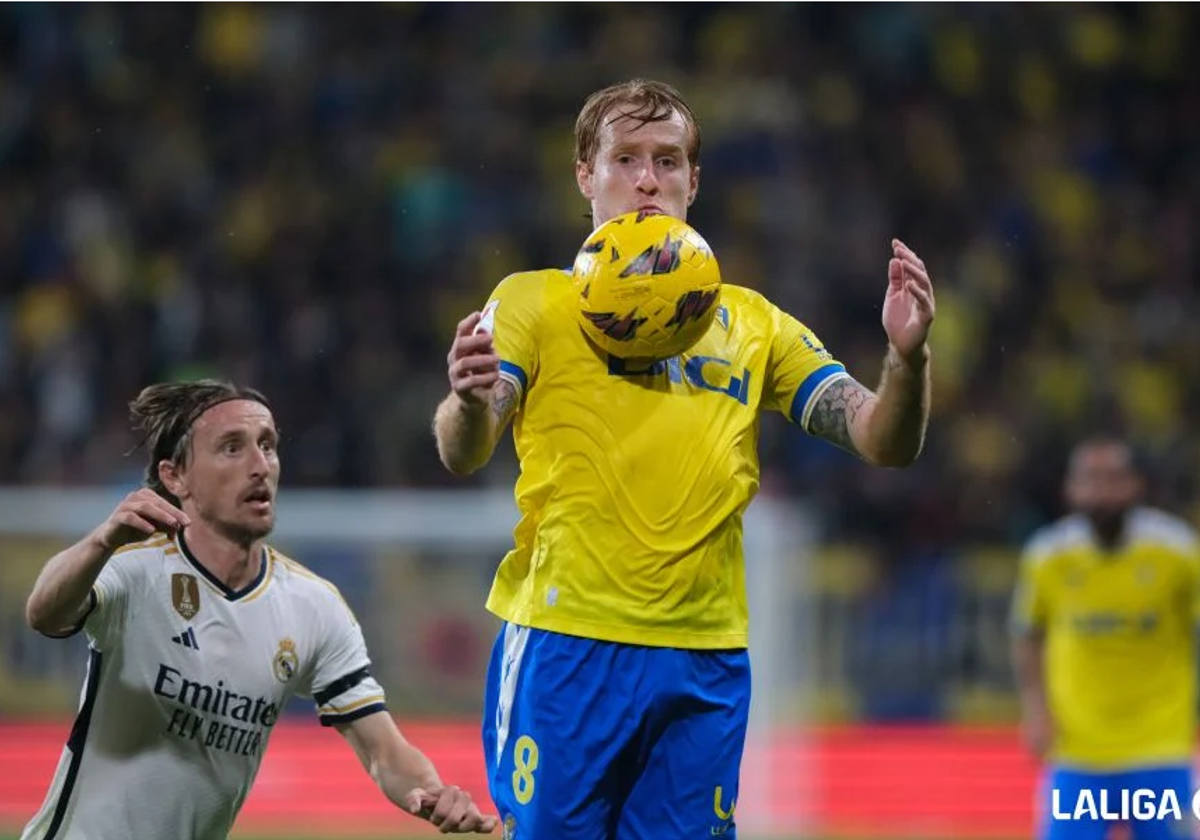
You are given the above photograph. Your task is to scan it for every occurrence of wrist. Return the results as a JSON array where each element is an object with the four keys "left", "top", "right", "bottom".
[
  {"left": 452, "top": 391, "right": 488, "bottom": 417},
  {"left": 888, "top": 342, "right": 930, "bottom": 371}
]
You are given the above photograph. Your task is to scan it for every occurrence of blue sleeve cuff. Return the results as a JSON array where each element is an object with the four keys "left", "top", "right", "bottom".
[
  {"left": 499, "top": 360, "right": 528, "bottom": 393},
  {"left": 788, "top": 363, "right": 848, "bottom": 429}
]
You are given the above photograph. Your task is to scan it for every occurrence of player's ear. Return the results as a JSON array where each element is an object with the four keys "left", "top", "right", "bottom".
[
  {"left": 687, "top": 164, "right": 700, "bottom": 206},
  {"left": 576, "top": 159, "right": 594, "bottom": 201},
  {"left": 158, "top": 460, "right": 187, "bottom": 501}
]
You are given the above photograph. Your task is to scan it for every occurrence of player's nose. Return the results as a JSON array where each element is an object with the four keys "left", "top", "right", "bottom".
[{"left": 634, "top": 162, "right": 659, "bottom": 193}]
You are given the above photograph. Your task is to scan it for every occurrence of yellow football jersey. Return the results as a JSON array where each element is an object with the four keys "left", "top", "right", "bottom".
[
  {"left": 480, "top": 269, "right": 848, "bottom": 649},
  {"left": 1011, "top": 508, "right": 1200, "bottom": 769}
]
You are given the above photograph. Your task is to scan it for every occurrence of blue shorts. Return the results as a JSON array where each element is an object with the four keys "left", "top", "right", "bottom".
[
  {"left": 481, "top": 622, "right": 751, "bottom": 840},
  {"left": 1038, "top": 765, "right": 1195, "bottom": 840}
]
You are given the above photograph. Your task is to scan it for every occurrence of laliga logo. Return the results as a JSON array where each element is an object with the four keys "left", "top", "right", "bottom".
[{"left": 1052, "top": 787, "right": 1200, "bottom": 823}]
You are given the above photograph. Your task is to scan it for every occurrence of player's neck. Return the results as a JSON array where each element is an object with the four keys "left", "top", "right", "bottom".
[{"left": 179, "top": 523, "right": 264, "bottom": 592}]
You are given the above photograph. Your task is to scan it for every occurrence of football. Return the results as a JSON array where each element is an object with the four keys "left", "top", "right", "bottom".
[{"left": 571, "top": 211, "right": 722, "bottom": 361}]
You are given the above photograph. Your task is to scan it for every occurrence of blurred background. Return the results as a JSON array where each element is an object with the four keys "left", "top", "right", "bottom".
[{"left": 1, "top": 3, "right": 1197, "bottom": 838}]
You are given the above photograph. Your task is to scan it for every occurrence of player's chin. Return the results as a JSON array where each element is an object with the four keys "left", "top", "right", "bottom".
[{"left": 237, "top": 511, "right": 276, "bottom": 540}]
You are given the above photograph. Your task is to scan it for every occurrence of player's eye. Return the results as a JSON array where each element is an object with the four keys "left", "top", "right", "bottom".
[
  {"left": 616, "top": 154, "right": 635, "bottom": 165},
  {"left": 222, "top": 441, "right": 241, "bottom": 455},
  {"left": 657, "top": 157, "right": 677, "bottom": 169}
]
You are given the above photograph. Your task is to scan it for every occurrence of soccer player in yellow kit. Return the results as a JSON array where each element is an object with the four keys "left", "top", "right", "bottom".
[
  {"left": 433, "top": 79, "right": 936, "bottom": 839},
  {"left": 1012, "top": 437, "right": 1200, "bottom": 840}
]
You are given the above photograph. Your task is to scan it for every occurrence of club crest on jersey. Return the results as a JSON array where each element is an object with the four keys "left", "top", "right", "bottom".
[
  {"left": 171, "top": 573, "right": 201, "bottom": 620},
  {"left": 273, "top": 637, "right": 300, "bottom": 683}
]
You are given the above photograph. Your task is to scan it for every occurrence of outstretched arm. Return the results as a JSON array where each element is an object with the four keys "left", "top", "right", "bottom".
[
  {"left": 27, "top": 489, "right": 189, "bottom": 635},
  {"left": 433, "top": 312, "right": 520, "bottom": 475},
  {"left": 808, "top": 239, "right": 934, "bottom": 468},
  {"left": 338, "top": 711, "right": 497, "bottom": 833},
  {"left": 808, "top": 346, "right": 930, "bottom": 467}
]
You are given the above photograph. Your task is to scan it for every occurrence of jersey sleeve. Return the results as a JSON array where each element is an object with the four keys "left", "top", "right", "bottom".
[
  {"left": 1010, "top": 543, "right": 1049, "bottom": 634},
  {"left": 761, "top": 302, "right": 850, "bottom": 431},
  {"left": 480, "top": 273, "right": 543, "bottom": 401},
  {"left": 82, "top": 549, "right": 143, "bottom": 649},
  {"left": 305, "top": 588, "right": 388, "bottom": 727}
]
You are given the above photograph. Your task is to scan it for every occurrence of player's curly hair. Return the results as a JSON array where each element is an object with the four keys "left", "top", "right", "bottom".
[
  {"left": 129, "top": 379, "right": 271, "bottom": 504},
  {"left": 575, "top": 78, "right": 701, "bottom": 169}
]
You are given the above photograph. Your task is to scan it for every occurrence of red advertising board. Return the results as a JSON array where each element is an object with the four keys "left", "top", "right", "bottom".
[{"left": 0, "top": 721, "right": 1042, "bottom": 838}]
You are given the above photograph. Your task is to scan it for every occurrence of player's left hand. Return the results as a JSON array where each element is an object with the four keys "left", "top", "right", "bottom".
[
  {"left": 406, "top": 785, "right": 498, "bottom": 834},
  {"left": 882, "top": 238, "right": 935, "bottom": 362}
]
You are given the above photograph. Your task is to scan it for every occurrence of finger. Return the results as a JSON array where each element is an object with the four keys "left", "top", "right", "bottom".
[
  {"left": 891, "top": 239, "right": 925, "bottom": 268},
  {"left": 453, "top": 355, "right": 501, "bottom": 377},
  {"left": 441, "top": 795, "right": 471, "bottom": 833},
  {"left": 451, "top": 333, "right": 496, "bottom": 359},
  {"left": 455, "top": 312, "right": 482, "bottom": 337},
  {"left": 406, "top": 789, "right": 437, "bottom": 819},
  {"left": 888, "top": 257, "right": 904, "bottom": 289},
  {"left": 906, "top": 281, "right": 935, "bottom": 317},
  {"left": 431, "top": 786, "right": 462, "bottom": 826},
  {"left": 477, "top": 814, "right": 499, "bottom": 833},
  {"left": 454, "top": 372, "right": 500, "bottom": 394},
  {"left": 116, "top": 511, "right": 158, "bottom": 535},
  {"left": 135, "top": 498, "right": 191, "bottom": 530},
  {"left": 901, "top": 257, "right": 931, "bottom": 284}
]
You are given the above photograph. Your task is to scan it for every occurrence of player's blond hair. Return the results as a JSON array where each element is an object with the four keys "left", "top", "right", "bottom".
[
  {"left": 129, "top": 379, "right": 272, "bottom": 504},
  {"left": 574, "top": 78, "right": 701, "bottom": 169}
]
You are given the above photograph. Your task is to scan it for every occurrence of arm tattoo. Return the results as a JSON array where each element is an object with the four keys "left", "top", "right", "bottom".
[
  {"left": 807, "top": 377, "right": 872, "bottom": 455},
  {"left": 490, "top": 379, "right": 520, "bottom": 428}
]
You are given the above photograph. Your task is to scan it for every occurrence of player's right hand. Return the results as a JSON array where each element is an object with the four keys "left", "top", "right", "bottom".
[
  {"left": 447, "top": 311, "right": 500, "bottom": 410},
  {"left": 94, "top": 488, "right": 191, "bottom": 553},
  {"left": 1020, "top": 706, "right": 1054, "bottom": 760},
  {"left": 406, "top": 785, "right": 498, "bottom": 834}
]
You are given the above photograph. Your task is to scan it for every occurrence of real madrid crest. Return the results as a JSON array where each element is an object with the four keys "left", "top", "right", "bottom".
[
  {"left": 502, "top": 813, "right": 516, "bottom": 840},
  {"left": 171, "top": 573, "right": 201, "bottom": 620},
  {"left": 273, "top": 637, "right": 300, "bottom": 683}
]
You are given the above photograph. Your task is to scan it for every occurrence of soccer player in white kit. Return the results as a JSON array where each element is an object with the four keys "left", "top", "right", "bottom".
[{"left": 21, "top": 380, "right": 496, "bottom": 840}]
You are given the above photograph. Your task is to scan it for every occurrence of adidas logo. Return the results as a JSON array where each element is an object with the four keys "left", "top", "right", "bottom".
[{"left": 171, "top": 627, "right": 200, "bottom": 650}]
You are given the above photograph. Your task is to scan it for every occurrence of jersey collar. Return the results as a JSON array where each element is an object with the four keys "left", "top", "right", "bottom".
[{"left": 175, "top": 530, "right": 270, "bottom": 601}]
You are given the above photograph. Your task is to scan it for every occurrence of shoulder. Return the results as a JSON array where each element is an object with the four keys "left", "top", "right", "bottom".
[
  {"left": 268, "top": 547, "right": 357, "bottom": 615},
  {"left": 489, "top": 269, "right": 572, "bottom": 304},
  {"left": 719, "top": 285, "right": 826, "bottom": 338},
  {"left": 1022, "top": 515, "right": 1091, "bottom": 566},
  {"left": 1128, "top": 508, "right": 1200, "bottom": 555},
  {"left": 107, "top": 532, "right": 177, "bottom": 574}
]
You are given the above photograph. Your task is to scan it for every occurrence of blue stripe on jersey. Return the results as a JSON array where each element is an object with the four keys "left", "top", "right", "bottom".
[
  {"left": 46, "top": 647, "right": 103, "bottom": 840},
  {"left": 789, "top": 362, "right": 848, "bottom": 427},
  {"left": 499, "top": 360, "right": 528, "bottom": 391}
]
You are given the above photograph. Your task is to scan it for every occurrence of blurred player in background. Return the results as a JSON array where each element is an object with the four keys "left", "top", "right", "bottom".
[
  {"left": 22, "top": 380, "right": 495, "bottom": 840},
  {"left": 1011, "top": 436, "right": 1200, "bottom": 840},
  {"left": 433, "top": 78, "right": 935, "bottom": 839}
]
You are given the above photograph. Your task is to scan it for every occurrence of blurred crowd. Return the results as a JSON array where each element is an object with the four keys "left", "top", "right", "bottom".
[{"left": 2, "top": 4, "right": 1197, "bottom": 554}]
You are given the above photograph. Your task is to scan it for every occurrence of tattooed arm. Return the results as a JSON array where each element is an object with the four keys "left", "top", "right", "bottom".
[
  {"left": 808, "top": 344, "right": 931, "bottom": 467},
  {"left": 433, "top": 310, "right": 522, "bottom": 475},
  {"left": 433, "top": 380, "right": 519, "bottom": 476}
]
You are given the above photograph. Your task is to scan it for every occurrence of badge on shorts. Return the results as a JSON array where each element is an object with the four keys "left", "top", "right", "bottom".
[
  {"left": 273, "top": 638, "right": 300, "bottom": 683},
  {"left": 172, "top": 573, "right": 201, "bottom": 620}
]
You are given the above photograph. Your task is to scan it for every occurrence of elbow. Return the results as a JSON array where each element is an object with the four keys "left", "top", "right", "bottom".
[
  {"left": 435, "top": 439, "right": 486, "bottom": 476},
  {"left": 861, "top": 440, "right": 924, "bottom": 469},
  {"left": 25, "top": 595, "right": 54, "bottom": 635},
  {"left": 440, "top": 453, "right": 482, "bottom": 477}
]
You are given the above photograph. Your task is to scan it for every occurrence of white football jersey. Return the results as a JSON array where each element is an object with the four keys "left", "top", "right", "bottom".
[{"left": 21, "top": 532, "right": 387, "bottom": 840}]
